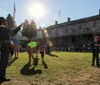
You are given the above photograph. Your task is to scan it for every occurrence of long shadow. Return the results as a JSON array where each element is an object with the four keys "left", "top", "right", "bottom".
[
  {"left": 48, "top": 53, "right": 59, "bottom": 58},
  {"left": 8, "top": 58, "right": 18, "bottom": 66},
  {"left": 20, "top": 62, "right": 42, "bottom": 76},
  {"left": 42, "top": 60, "right": 48, "bottom": 69}
]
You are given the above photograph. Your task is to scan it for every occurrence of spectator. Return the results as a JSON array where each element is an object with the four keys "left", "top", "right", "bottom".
[
  {"left": 91, "top": 36, "right": 100, "bottom": 67},
  {"left": 12, "top": 36, "right": 20, "bottom": 59}
]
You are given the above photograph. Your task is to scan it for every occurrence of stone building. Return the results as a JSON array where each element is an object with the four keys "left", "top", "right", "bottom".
[{"left": 44, "top": 14, "right": 100, "bottom": 51}]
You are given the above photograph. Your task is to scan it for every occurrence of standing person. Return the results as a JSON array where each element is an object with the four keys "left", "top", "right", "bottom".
[
  {"left": 40, "top": 46, "right": 45, "bottom": 62},
  {"left": 0, "top": 17, "right": 11, "bottom": 81},
  {"left": 12, "top": 36, "right": 20, "bottom": 59},
  {"left": 0, "top": 17, "right": 23, "bottom": 82},
  {"left": 53, "top": 43, "right": 56, "bottom": 51},
  {"left": 91, "top": 36, "right": 100, "bottom": 67},
  {"left": 45, "top": 39, "right": 51, "bottom": 55}
]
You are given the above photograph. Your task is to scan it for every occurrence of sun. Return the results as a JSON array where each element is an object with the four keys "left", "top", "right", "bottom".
[{"left": 28, "top": 2, "right": 45, "bottom": 20}]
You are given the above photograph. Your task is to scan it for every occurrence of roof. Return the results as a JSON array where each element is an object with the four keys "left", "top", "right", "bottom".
[{"left": 46, "top": 14, "right": 100, "bottom": 30}]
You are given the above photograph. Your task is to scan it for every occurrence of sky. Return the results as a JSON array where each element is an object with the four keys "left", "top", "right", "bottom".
[{"left": 0, "top": 0, "right": 100, "bottom": 28}]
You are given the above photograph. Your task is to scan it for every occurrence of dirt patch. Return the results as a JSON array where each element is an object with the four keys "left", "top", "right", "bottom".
[
  {"left": 68, "top": 73, "right": 91, "bottom": 81},
  {"left": 67, "top": 67, "right": 100, "bottom": 85},
  {"left": 1, "top": 80, "right": 29, "bottom": 85}
]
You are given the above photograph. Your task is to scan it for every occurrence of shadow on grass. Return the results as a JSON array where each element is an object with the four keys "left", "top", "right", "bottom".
[
  {"left": 20, "top": 62, "right": 42, "bottom": 76},
  {"left": 48, "top": 53, "right": 59, "bottom": 58},
  {"left": 42, "top": 60, "right": 48, "bottom": 69},
  {"left": 8, "top": 58, "right": 18, "bottom": 66},
  {"left": 32, "top": 57, "right": 48, "bottom": 69}
]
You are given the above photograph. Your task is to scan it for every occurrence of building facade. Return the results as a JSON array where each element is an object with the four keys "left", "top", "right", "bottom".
[{"left": 44, "top": 14, "right": 100, "bottom": 51}]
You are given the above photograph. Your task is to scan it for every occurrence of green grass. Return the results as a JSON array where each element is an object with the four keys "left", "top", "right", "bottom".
[{"left": 2, "top": 52, "right": 100, "bottom": 85}]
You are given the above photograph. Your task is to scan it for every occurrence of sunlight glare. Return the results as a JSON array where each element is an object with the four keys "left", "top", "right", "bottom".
[{"left": 28, "top": 3, "right": 45, "bottom": 20}]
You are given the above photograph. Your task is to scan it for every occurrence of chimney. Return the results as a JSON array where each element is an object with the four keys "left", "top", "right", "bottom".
[
  {"left": 68, "top": 17, "right": 71, "bottom": 22},
  {"left": 99, "top": 9, "right": 100, "bottom": 15},
  {"left": 55, "top": 21, "right": 58, "bottom": 25}
]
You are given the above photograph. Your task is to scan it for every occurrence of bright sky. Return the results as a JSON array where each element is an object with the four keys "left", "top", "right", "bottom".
[{"left": 0, "top": 0, "right": 100, "bottom": 28}]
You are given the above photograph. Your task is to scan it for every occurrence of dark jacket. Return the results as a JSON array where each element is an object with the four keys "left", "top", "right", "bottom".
[
  {"left": 0, "top": 25, "right": 21, "bottom": 42},
  {"left": 10, "top": 25, "right": 22, "bottom": 37},
  {"left": 0, "top": 26, "right": 10, "bottom": 42}
]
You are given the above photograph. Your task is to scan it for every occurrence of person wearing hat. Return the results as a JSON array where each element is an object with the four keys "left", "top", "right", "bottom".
[
  {"left": 91, "top": 35, "right": 100, "bottom": 67},
  {"left": 0, "top": 17, "right": 23, "bottom": 82}
]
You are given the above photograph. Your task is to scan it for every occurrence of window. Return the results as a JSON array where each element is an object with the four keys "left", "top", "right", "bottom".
[
  {"left": 93, "top": 21, "right": 97, "bottom": 28},
  {"left": 79, "top": 25, "right": 82, "bottom": 30},
  {"left": 72, "top": 28, "right": 74, "bottom": 32},
  {"left": 66, "top": 28, "right": 68, "bottom": 32},
  {"left": 86, "top": 27, "right": 89, "bottom": 31}
]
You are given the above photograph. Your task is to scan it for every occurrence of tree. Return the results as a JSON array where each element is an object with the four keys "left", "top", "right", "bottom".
[
  {"left": 22, "top": 20, "right": 37, "bottom": 41},
  {"left": 30, "top": 20, "right": 37, "bottom": 37},
  {"left": 6, "top": 14, "right": 15, "bottom": 30},
  {"left": 23, "top": 19, "right": 29, "bottom": 28}
]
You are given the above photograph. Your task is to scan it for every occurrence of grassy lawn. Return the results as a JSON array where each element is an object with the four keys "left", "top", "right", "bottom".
[{"left": 1, "top": 52, "right": 100, "bottom": 85}]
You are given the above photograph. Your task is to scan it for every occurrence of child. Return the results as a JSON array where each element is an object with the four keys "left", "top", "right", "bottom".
[
  {"left": 12, "top": 36, "right": 20, "bottom": 59},
  {"left": 27, "top": 46, "right": 37, "bottom": 61},
  {"left": 27, "top": 41, "right": 39, "bottom": 66}
]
